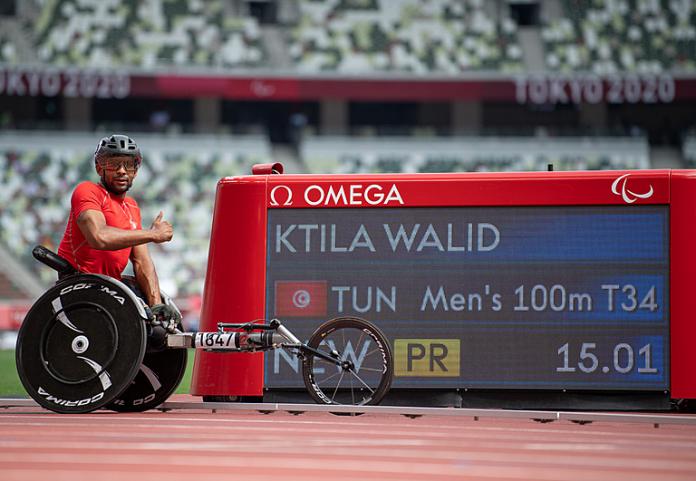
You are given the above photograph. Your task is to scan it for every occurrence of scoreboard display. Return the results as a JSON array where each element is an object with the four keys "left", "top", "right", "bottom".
[
  {"left": 192, "top": 170, "right": 696, "bottom": 401},
  {"left": 265, "top": 205, "right": 668, "bottom": 390}
]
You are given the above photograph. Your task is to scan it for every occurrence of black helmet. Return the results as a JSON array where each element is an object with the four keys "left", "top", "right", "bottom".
[{"left": 94, "top": 134, "right": 142, "bottom": 168}]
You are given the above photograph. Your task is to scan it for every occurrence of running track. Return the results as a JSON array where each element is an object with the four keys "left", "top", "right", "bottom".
[{"left": 2, "top": 397, "right": 696, "bottom": 480}]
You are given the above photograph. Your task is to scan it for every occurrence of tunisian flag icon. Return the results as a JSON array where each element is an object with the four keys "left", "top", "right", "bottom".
[{"left": 275, "top": 281, "right": 327, "bottom": 317}]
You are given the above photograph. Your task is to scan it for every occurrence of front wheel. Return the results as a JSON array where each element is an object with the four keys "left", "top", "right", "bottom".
[{"left": 301, "top": 317, "right": 393, "bottom": 406}]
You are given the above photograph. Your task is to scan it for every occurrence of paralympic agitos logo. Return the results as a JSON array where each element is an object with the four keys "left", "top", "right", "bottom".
[
  {"left": 270, "top": 183, "right": 404, "bottom": 207},
  {"left": 611, "top": 174, "right": 654, "bottom": 204}
]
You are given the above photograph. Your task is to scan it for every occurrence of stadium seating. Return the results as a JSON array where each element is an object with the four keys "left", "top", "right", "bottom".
[
  {"left": 300, "top": 135, "right": 651, "bottom": 174},
  {"left": 0, "top": 271, "right": 24, "bottom": 300},
  {"left": 683, "top": 132, "right": 696, "bottom": 166},
  {"left": 0, "top": 132, "right": 272, "bottom": 297},
  {"left": 542, "top": 0, "right": 696, "bottom": 74},
  {"left": 0, "top": 32, "right": 17, "bottom": 63},
  {"left": 289, "top": 0, "right": 523, "bottom": 73},
  {"left": 5, "top": 0, "right": 693, "bottom": 75},
  {"left": 33, "top": 0, "right": 265, "bottom": 69}
]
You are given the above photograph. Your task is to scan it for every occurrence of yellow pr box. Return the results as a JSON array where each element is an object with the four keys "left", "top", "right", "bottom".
[{"left": 394, "top": 339, "right": 460, "bottom": 377}]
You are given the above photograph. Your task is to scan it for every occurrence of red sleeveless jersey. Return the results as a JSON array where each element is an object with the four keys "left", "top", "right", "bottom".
[{"left": 58, "top": 181, "right": 142, "bottom": 279}]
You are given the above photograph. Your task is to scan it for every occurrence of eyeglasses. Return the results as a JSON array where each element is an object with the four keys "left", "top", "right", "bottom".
[{"left": 100, "top": 157, "right": 139, "bottom": 173}]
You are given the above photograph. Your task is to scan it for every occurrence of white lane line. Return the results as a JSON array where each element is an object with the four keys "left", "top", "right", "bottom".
[{"left": 3, "top": 434, "right": 696, "bottom": 454}]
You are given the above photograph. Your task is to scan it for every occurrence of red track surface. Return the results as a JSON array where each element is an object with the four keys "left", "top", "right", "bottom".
[{"left": 2, "top": 397, "right": 696, "bottom": 481}]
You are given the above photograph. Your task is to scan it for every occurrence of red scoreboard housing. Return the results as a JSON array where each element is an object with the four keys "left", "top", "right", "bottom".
[{"left": 191, "top": 169, "right": 696, "bottom": 406}]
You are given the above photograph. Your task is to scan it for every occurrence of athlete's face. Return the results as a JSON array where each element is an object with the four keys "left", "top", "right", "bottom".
[{"left": 96, "top": 155, "right": 138, "bottom": 195}]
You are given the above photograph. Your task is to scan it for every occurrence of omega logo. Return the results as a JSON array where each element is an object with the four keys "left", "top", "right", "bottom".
[
  {"left": 270, "top": 185, "right": 293, "bottom": 206},
  {"left": 270, "top": 184, "right": 404, "bottom": 207}
]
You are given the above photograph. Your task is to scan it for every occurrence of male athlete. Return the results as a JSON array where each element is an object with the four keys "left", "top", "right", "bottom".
[{"left": 57, "top": 134, "right": 174, "bottom": 317}]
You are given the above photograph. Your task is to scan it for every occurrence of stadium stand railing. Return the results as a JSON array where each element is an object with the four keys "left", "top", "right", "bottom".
[
  {"left": 0, "top": 131, "right": 272, "bottom": 299},
  {"left": 300, "top": 135, "right": 652, "bottom": 174}
]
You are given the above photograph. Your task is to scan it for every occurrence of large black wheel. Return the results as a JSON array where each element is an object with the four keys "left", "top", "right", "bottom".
[
  {"left": 301, "top": 317, "right": 393, "bottom": 406},
  {"left": 16, "top": 274, "right": 147, "bottom": 414},
  {"left": 107, "top": 347, "right": 187, "bottom": 412},
  {"left": 107, "top": 281, "right": 187, "bottom": 413}
]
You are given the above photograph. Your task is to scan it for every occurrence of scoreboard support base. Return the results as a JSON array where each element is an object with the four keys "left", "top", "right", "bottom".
[
  {"left": 262, "top": 388, "right": 672, "bottom": 412},
  {"left": 2, "top": 397, "right": 696, "bottom": 427}
]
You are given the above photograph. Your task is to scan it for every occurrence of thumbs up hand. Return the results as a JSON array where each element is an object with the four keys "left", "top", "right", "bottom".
[{"left": 150, "top": 211, "right": 173, "bottom": 243}]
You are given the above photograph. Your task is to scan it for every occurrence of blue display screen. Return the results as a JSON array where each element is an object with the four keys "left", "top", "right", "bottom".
[{"left": 265, "top": 206, "right": 669, "bottom": 390}]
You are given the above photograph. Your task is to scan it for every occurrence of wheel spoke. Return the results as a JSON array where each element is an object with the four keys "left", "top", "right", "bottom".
[
  {"left": 315, "top": 369, "right": 342, "bottom": 384},
  {"left": 364, "top": 347, "right": 381, "bottom": 357},
  {"left": 331, "top": 369, "right": 346, "bottom": 402},
  {"left": 356, "top": 366, "right": 383, "bottom": 373},
  {"left": 347, "top": 369, "right": 376, "bottom": 393},
  {"left": 349, "top": 357, "right": 355, "bottom": 405},
  {"left": 356, "top": 330, "right": 366, "bottom": 354}
]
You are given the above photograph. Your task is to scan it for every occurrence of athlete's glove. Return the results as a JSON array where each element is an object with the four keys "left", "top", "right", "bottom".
[{"left": 150, "top": 303, "right": 177, "bottom": 325}]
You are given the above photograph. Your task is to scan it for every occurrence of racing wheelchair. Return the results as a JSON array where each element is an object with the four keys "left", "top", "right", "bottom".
[{"left": 16, "top": 246, "right": 394, "bottom": 414}]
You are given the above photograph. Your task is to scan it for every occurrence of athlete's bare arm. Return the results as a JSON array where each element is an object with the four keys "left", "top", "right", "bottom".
[
  {"left": 77, "top": 210, "right": 172, "bottom": 251},
  {"left": 130, "top": 243, "right": 162, "bottom": 306}
]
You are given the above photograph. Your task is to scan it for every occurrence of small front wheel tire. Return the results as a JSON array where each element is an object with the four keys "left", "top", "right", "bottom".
[{"left": 301, "top": 317, "right": 392, "bottom": 406}]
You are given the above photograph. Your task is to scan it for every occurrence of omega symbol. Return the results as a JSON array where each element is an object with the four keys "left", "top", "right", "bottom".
[
  {"left": 611, "top": 174, "right": 654, "bottom": 204},
  {"left": 270, "top": 185, "right": 293, "bottom": 206}
]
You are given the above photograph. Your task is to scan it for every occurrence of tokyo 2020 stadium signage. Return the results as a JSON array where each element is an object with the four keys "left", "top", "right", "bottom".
[
  {"left": 0, "top": 67, "right": 690, "bottom": 105},
  {"left": 0, "top": 67, "right": 129, "bottom": 98},
  {"left": 515, "top": 74, "right": 677, "bottom": 105}
]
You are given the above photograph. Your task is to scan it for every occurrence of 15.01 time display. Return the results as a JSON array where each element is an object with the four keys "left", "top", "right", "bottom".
[{"left": 557, "top": 342, "right": 659, "bottom": 375}]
